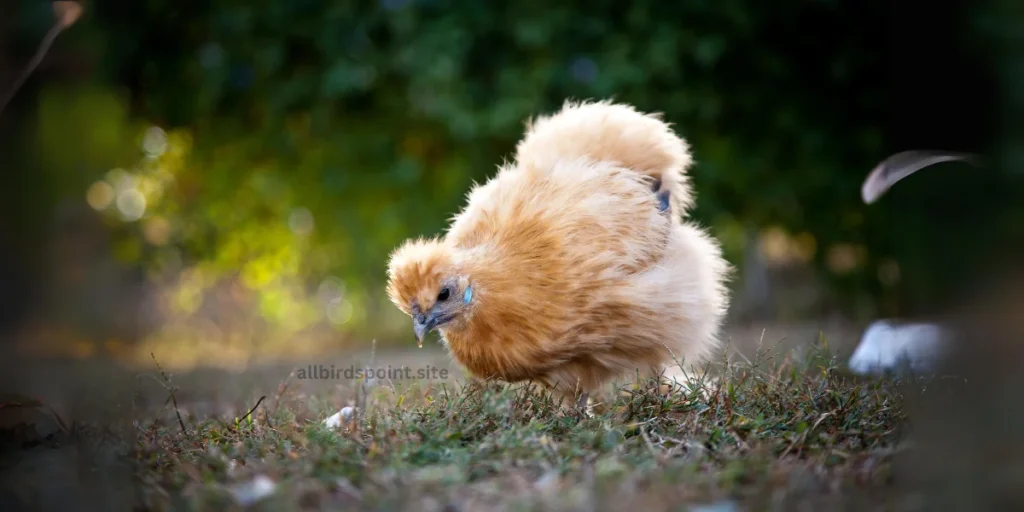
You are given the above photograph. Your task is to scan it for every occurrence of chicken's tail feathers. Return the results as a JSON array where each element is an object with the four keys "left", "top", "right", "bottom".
[{"left": 515, "top": 99, "right": 695, "bottom": 216}]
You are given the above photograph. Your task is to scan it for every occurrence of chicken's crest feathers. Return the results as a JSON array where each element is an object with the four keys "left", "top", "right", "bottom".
[
  {"left": 515, "top": 99, "right": 695, "bottom": 216},
  {"left": 386, "top": 237, "right": 454, "bottom": 314}
]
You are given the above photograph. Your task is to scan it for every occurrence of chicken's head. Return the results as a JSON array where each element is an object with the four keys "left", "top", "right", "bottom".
[{"left": 386, "top": 237, "right": 473, "bottom": 344}]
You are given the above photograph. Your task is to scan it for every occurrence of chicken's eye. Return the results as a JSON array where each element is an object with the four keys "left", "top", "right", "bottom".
[{"left": 437, "top": 287, "right": 451, "bottom": 302}]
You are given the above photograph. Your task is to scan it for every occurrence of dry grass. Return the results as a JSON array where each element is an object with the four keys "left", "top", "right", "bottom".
[{"left": 129, "top": 337, "right": 915, "bottom": 511}]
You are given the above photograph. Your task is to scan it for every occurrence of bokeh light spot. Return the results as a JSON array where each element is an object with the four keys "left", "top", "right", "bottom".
[
  {"left": 318, "top": 276, "right": 346, "bottom": 302},
  {"left": 86, "top": 181, "right": 115, "bottom": 210},
  {"left": 143, "top": 215, "right": 172, "bottom": 245},
  {"left": 878, "top": 259, "right": 902, "bottom": 286},
  {"left": 106, "top": 168, "right": 133, "bottom": 191},
  {"left": 827, "top": 244, "right": 866, "bottom": 275},
  {"left": 327, "top": 297, "right": 354, "bottom": 325},
  {"left": 288, "top": 207, "right": 314, "bottom": 236},
  {"left": 117, "top": 189, "right": 147, "bottom": 221},
  {"left": 142, "top": 126, "right": 168, "bottom": 157}
]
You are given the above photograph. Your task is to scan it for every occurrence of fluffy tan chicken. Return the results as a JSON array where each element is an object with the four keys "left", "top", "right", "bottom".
[{"left": 386, "top": 100, "right": 730, "bottom": 404}]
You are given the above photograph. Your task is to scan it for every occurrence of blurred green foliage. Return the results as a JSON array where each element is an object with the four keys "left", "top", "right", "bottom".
[{"left": 6, "top": 0, "right": 1022, "bottom": 351}]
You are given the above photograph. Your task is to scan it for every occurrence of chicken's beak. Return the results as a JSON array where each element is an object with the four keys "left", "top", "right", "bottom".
[{"left": 413, "top": 313, "right": 436, "bottom": 344}]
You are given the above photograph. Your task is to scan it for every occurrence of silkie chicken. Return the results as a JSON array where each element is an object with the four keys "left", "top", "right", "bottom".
[{"left": 386, "top": 100, "right": 731, "bottom": 405}]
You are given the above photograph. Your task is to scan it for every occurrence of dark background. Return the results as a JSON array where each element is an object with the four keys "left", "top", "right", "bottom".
[{"left": 0, "top": 0, "right": 1020, "bottom": 366}]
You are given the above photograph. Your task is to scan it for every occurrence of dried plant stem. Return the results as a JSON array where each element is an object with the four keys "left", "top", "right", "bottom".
[
  {"left": 0, "top": 23, "right": 66, "bottom": 116},
  {"left": 240, "top": 395, "right": 266, "bottom": 425},
  {"left": 151, "top": 352, "right": 189, "bottom": 435}
]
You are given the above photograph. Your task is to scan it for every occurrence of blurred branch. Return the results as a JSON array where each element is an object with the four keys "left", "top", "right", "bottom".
[{"left": 0, "top": 1, "right": 83, "bottom": 116}]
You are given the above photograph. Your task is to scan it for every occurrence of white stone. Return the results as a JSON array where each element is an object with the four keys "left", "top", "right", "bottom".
[
  {"left": 323, "top": 406, "right": 356, "bottom": 428},
  {"left": 228, "top": 475, "right": 276, "bottom": 506},
  {"left": 848, "top": 319, "right": 950, "bottom": 375}
]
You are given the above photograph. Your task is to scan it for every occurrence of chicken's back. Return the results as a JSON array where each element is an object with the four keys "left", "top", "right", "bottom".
[
  {"left": 515, "top": 100, "right": 695, "bottom": 217},
  {"left": 446, "top": 157, "right": 671, "bottom": 276}
]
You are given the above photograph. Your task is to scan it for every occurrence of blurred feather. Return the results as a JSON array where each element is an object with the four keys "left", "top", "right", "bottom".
[{"left": 860, "top": 150, "right": 984, "bottom": 204}]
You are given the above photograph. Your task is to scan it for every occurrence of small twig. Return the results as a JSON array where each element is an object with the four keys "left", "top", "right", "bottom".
[
  {"left": 272, "top": 370, "right": 296, "bottom": 413},
  {"left": 359, "top": 339, "right": 378, "bottom": 421},
  {"left": 639, "top": 426, "right": 659, "bottom": 457},
  {"left": 0, "top": 2, "right": 83, "bottom": 116},
  {"left": 151, "top": 352, "right": 189, "bottom": 435},
  {"left": 236, "top": 395, "right": 266, "bottom": 429}
]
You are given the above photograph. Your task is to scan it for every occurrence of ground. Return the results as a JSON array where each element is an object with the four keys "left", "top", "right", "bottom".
[{"left": 1, "top": 323, "right": 928, "bottom": 511}]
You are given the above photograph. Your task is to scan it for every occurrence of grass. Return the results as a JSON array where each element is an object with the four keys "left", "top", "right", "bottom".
[{"left": 130, "top": 338, "right": 915, "bottom": 511}]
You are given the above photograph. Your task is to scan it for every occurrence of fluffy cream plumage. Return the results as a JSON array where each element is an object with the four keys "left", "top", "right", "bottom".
[{"left": 386, "top": 100, "right": 731, "bottom": 402}]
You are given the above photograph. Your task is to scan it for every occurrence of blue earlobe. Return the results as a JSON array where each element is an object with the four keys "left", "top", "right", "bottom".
[{"left": 463, "top": 286, "right": 473, "bottom": 304}]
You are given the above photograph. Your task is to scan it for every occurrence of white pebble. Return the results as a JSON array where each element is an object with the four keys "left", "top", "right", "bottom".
[
  {"left": 228, "top": 474, "right": 276, "bottom": 506},
  {"left": 323, "top": 406, "right": 356, "bottom": 428},
  {"left": 848, "top": 319, "right": 949, "bottom": 375}
]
